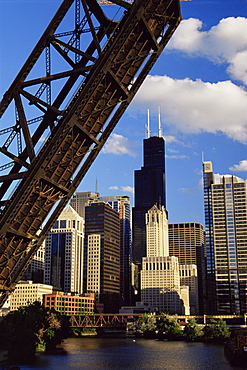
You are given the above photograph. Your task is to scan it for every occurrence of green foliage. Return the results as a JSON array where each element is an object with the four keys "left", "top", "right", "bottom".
[
  {"left": 202, "top": 319, "right": 230, "bottom": 343},
  {"left": 0, "top": 301, "right": 70, "bottom": 361},
  {"left": 156, "top": 313, "right": 183, "bottom": 340},
  {"left": 138, "top": 314, "right": 230, "bottom": 343},
  {"left": 183, "top": 318, "right": 203, "bottom": 341},
  {"left": 139, "top": 313, "right": 156, "bottom": 338}
]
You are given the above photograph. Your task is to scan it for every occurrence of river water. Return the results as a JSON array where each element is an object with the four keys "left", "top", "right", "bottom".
[{"left": 19, "top": 337, "right": 245, "bottom": 370}]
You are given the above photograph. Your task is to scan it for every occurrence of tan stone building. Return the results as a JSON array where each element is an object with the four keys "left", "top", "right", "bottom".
[{"left": 10, "top": 280, "right": 53, "bottom": 311}]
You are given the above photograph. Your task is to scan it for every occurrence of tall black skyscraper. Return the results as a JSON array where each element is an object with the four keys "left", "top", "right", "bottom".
[{"left": 132, "top": 136, "right": 166, "bottom": 268}]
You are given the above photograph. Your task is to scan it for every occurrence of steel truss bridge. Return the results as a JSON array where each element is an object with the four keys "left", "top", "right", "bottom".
[
  {"left": 0, "top": 0, "right": 181, "bottom": 307},
  {"left": 69, "top": 313, "right": 247, "bottom": 328},
  {"left": 70, "top": 313, "right": 141, "bottom": 328}
]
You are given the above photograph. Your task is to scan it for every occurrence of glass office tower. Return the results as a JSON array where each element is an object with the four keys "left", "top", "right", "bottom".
[{"left": 203, "top": 161, "right": 247, "bottom": 314}]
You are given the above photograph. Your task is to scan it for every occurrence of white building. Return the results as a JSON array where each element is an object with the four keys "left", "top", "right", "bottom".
[
  {"left": 141, "top": 255, "right": 189, "bottom": 314},
  {"left": 9, "top": 280, "right": 53, "bottom": 311},
  {"left": 146, "top": 205, "right": 169, "bottom": 257},
  {"left": 180, "top": 264, "right": 199, "bottom": 315},
  {"left": 141, "top": 205, "right": 190, "bottom": 314},
  {"left": 44, "top": 205, "right": 84, "bottom": 294},
  {"left": 179, "top": 285, "right": 190, "bottom": 315}
]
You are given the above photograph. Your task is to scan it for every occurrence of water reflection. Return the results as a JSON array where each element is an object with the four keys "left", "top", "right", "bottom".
[{"left": 20, "top": 337, "right": 245, "bottom": 370}]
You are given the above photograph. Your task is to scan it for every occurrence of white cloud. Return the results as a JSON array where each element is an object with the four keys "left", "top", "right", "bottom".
[
  {"left": 108, "top": 186, "right": 119, "bottom": 190},
  {"left": 168, "top": 17, "right": 247, "bottom": 84},
  {"left": 214, "top": 173, "right": 244, "bottom": 183},
  {"left": 163, "top": 135, "right": 177, "bottom": 143},
  {"left": 108, "top": 185, "right": 134, "bottom": 194},
  {"left": 229, "top": 160, "right": 247, "bottom": 172},
  {"left": 178, "top": 186, "right": 200, "bottom": 195},
  {"left": 121, "top": 185, "right": 134, "bottom": 194},
  {"left": 168, "top": 18, "right": 204, "bottom": 53},
  {"left": 130, "top": 75, "right": 247, "bottom": 143},
  {"left": 103, "top": 133, "right": 137, "bottom": 156},
  {"left": 166, "top": 154, "right": 188, "bottom": 159}
]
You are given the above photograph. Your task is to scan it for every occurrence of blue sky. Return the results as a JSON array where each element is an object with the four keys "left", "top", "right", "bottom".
[{"left": 0, "top": 0, "right": 247, "bottom": 225}]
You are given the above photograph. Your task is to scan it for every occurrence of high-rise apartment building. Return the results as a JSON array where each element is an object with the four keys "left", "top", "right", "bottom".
[
  {"left": 168, "top": 222, "right": 206, "bottom": 314},
  {"left": 203, "top": 161, "right": 247, "bottom": 314},
  {"left": 98, "top": 195, "right": 131, "bottom": 305},
  {"left": 132, "top": 136, "right": 166, "bottom": 267},
  {"left": 44, "top": 205, "right": 84, "bottom": 294},
  {"left": 84, "top": 202, "right": 120, "bottom": 313}
]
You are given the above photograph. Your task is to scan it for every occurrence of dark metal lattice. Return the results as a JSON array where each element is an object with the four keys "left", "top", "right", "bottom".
[{"left": 0, "top": 0, "right": 181, "bottom": 307}]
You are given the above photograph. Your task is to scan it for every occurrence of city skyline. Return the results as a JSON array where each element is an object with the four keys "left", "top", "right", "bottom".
[{"left": 0, "top": 0, "right": 246, "bottom": 226}]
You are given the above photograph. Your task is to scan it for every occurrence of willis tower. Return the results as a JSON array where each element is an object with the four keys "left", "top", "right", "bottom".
[{"left": 132, "top": 122, "right": 166, "bottom": 269}]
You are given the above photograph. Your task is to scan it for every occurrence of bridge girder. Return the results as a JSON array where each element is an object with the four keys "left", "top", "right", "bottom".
[{"left": 0, "top": 0, "right": 181, "bottom": 307}]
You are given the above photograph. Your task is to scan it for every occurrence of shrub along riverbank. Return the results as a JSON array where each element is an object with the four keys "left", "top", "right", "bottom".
[
  {"left": 0, "top": 301, "right": 70, "bottom": 362},
  {"left": 139, "top": 313, "right": 230, "bottom": 343}
]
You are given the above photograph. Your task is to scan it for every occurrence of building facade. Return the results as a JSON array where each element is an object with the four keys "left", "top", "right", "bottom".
[
  {"left": 71, "top": 192, "right": 132, "bottom": 305},
  {"left": 203, "top": 160, "right": 247, "bottom": 314},
  {"left": 22, "top": 244, "right": 45, "bottom": 283},
  {"left": 98, "top": 196, "right": 132, "bottom": 305},
  {"left": 70, "top": 191, "right": 99, "bottom": 219},
  {"left": 168, "top": 222, "right": 206, "bottom": 314},
  {"left": 132, "top": 136, "right": 166, "bottom": 268},
  {"left": 43, "top": 291, "right": 95, "bottom": 315},
  {"left": 146, "top": 205, "right": 169, "bottom": 257},
  {"left": 84, "top": 202, "right": 120, "bottom": 313},
  {"left": 44, "top": 205, "right": 84, "bottom": 294},
  {"left": 141, "top": 256, "right": 189, "bottom": 314},
  {"left": 141, "top": 205, "right": 189, "bottom": 314},
  {"left": 179, "top": 264, "right": 198, "bottom": 315},
  {"left": 10, "top": 280, "right": 53, "bottom": 311}
]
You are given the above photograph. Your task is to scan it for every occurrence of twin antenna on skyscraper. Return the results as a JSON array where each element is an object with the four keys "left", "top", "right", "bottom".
[{"left": 146, "top": 107, "right": 162, "bottom": 139}]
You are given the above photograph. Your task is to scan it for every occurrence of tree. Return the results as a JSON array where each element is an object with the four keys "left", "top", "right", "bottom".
[
  {"left": 139, "top": 313, "right": 156, "bottom": 338},
  {"left": 156, "top": 313, "right": 182, "bottom": 340},
  {"left": 0, "top": 301, "right": 70, "bottom": 361},
  {"left": 183, "top": 318, "right": 203, "bottom": 341},
  {"left": 203, "top": 319, "right": 230, "bottom": 343}
]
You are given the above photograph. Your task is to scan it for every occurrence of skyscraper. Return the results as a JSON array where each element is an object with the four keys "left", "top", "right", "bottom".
[
  {"left": 83, "top": 201, "right": 120, "bottom": 313},
  {"left": 44, "top": 205, "right": 84, "bottom": 294},
  {"left": 70, "top": 191, "right": 99, "bottom": 219},
  {"left": 168, "top": 222, "right": 206, "bottom": 314},
  {"left": 132, "top": 136, "right": 166, "bottom": 268},
  {"left": 22, "top": 244, "right": 45, "bottom": 283},
  {"left": 140, "top": 205, "right": 190, "bottom": 314},
  {"left": 146, "top": 205, "right": 169, "bottom": 257},
  {"left": 98, "top": 195, "right": 131, "bottom": 305},
  {"left": 71, "top": 192, "right": 132, "bottom": 305},
  {"left": 203, "top": 161, "right": 247, "bottom": 314}
]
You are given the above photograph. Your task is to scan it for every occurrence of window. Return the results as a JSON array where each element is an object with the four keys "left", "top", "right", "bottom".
[{"left": 60, "top": 220, "right": 66, "bottom": 228}]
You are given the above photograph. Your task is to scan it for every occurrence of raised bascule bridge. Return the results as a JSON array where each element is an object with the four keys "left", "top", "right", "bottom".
[{"left": 0, "top": 0, "right": 182, "bottom": 307}]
